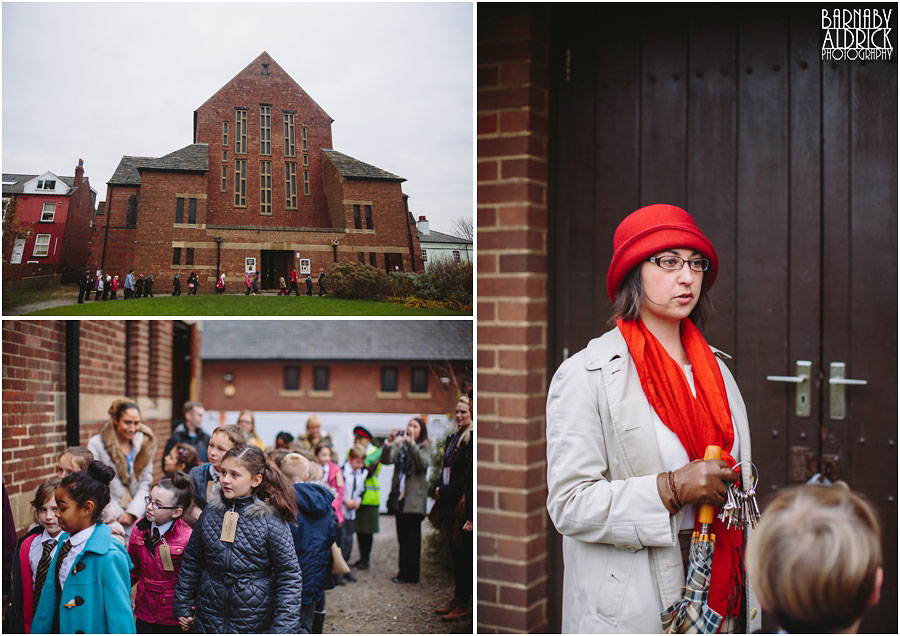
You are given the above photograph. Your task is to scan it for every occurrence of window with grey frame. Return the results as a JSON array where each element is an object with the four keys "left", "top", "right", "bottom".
[
  {"left": 313, "top": 366, "right": 329, "bottom": 391},
  {"left": 381, "top": 366, "right": 398, "bottom": 392},
  {"left": 283, "top": 365, "right": 300, "bottom": 391},
  {"left": 410, "top": 367, "right": 428, "bottom": 393}
]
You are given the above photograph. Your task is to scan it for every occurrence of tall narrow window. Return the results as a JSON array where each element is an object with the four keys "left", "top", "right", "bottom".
[
  {"left": 357, "top": 252, "right": 365, "bottom": 264},
  {"left": 369, "top": 252, "right": 376, "bottom": 267},
  {"left": 283, "top": 366, "right": 300, "bottom": 391},
  {"left": 313, "top": 366, "right": 329, "bottom": 391},
  {"left": 303, "top": 170, "right": 310, "bottom": 196},
  {"left": 411, "top": 367, "right": 428, "bottom": 393},
  {"left": 33, "top": 234, "right": 50, "bottom": 257},
  {"left": 235, "top": 109, "right": 247, "bottom": 154},
  {"left": 221, "top": 166, "right": 227, "bottom": 192},
  {"left": 301, "top": 126, "right": 308, "bottom": 152},
  {"left": 222, "top": 150, "right": 227, "bottom": 162},
  {"left": 40, "top": 202, "right": 56, "bottom": 222},
  {"left": 381, "top": 366, "right": 398, "bottom": 392},
  {"left": 302, "top": 154, "right": 308, "bottom": 166},
  {"left": 172, "top": 247, "right": 181, "bottom": 265},
  {"left": 353, "top": 205, "right": 361, "bottom": 229},
  {"left": 285, "top": 163, "right": 297, "bottom": 209},
  {"left": 283, "top": 113, "right": 296, "bottom": 157},
  {"left": 421, "top": 249, "right": 428, "bottom": 264},
  {"left": 126, "top": 195, "right": 138, "bottom": 227},
  {"left": 234, "top": 160, "right": 246, "bottom": 207},
  {"left": 188, "top": 198, "right": 197, "bottom": 224},
  {"left": 364, "top": 205, "right": 372, "bottom": 229},
  {"left": 185, "top": 247, "right": 194, "bottom": 266},
  {"left": 260, "top": 161, "right": 272, "bottom": 215},
  {"left": 222, "top": 121, "right": 228, "bottom": 146},
  {"left": 175, "top": 197, "right": 184, "bottom": 223},
  {"left": 260, "top": 105, "right": 271, "bottom": 155}
]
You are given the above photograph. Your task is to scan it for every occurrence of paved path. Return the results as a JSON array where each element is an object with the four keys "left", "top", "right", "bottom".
[
  {"left": 324, "top": 518, "right": 470, "bottom": 634},
  {"left": 4, "top": 298, "right": 78, "bottom": 315}
]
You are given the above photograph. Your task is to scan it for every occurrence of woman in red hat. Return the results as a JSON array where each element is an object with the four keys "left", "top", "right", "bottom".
[{"left": 546, "top": 204, "right": 759, "bottom": 633}]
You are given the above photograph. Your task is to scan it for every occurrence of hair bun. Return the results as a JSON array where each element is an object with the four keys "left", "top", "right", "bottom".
[
  {"left": 87, "top": 460, "right": 115, "bottom": 485},
  {"left": 170, "top": 471, "right": 190, "bottom": 489}
]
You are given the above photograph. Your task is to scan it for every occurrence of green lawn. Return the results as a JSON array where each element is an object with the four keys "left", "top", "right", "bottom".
[{"left": 24, "top": 294, "right": 470, "bottom": 316}]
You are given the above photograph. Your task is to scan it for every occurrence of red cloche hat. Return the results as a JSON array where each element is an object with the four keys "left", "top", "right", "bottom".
[{"left": 605, "top": 204, "right": 718, "bottom": 301}]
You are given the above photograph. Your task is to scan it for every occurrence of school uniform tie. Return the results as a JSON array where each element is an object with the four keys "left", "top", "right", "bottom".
[
  {"left": 54, "top": 540, "right": 73, "bottom": 596},
  {"left": 31, "top": 538, "right": 57, "bottom": 610},
  {"left": 146, "top": 527, "right": 161, "bottom": 553}
]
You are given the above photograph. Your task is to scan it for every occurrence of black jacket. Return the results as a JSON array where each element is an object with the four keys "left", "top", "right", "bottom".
[
  {"left": 162, "top": 424, "right": 210, "bottom": 472},
  {"left": 3, "top": 526, "right": 41, "bottom": 633},
  {"left": 290, "top": 483, "right": 336, "bottom": 606},
  {"left": 432, "top": 427, "right": 473, "bottom": 526},
  {"left": 173, "top": 485, "right": 302, "bottom": 633}
]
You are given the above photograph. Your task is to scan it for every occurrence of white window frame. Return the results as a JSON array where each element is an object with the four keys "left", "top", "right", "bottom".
[
  {"left": 33, "top": 233, "right": 50, "bottom": 257},
  {"left": 453, "top": 249, "right": 461, "bottom": 263},
  {"left": 421, "top": 249, "right": 428, "bottom": 263},
  {"left": 36, "top": 180, "right": 56, "bottom": 191},
  {"left": 40, "top": 202, "right": 56, "bottom": 222}
]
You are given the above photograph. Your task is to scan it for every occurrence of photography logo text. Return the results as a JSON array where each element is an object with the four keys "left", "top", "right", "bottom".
[{"left": 822, "top": 8, "right": 893, "bottom": 61}]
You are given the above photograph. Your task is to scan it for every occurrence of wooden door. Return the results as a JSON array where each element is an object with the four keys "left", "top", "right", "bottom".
[{"left": 547, "top": 4, "right": 897, "bottom": 632}]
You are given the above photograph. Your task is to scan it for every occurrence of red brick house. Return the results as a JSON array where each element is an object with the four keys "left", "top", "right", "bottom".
[
  {"left": 1, "top": 320, "right": 200, "bottom": 533},
  {"left": 2, "top": 159, "right": 97, "bottom": 285},
  {"left": 90, "top": 52, "right": 423, "bottom": 291}
]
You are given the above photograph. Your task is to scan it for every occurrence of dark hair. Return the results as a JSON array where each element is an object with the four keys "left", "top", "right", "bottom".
[
  {"left": 31, "top": 478, "right": 61, "bottom": 510},
  {"left": 275, "top": 431, "right": 294, "bottom": 445},
  {"left": 60, "top": 461, "right": 114, "bottom": 523},
  {"left": 110, "top": 400, "right": 141, "bottom": 424},
  {"left": 410, "top": 417, "right": 428, "bottom": 444},
  {"left": 170, "top": 443, "right": 199, "bottom": 472},
  {"left": 152, "top": 471, "right": 192, "bottom": 511},
  {"left": 266, "top": 448, "right": 290, "bottom": 468},
  {"left": 223, "top": 445, "right": 297, "bottom": 523},
  {"left": 607, "top": 266, "right": 713, "bottom": 329},
  {"left": 183, "top": 401, "right": 204, "bottom": 416},
  {"left": 313, "top": 442, "right": 333, "bottom": 458}
]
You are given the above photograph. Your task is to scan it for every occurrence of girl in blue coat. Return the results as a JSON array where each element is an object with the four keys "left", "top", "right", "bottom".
[{"left": 31, "top": 461, "right": 135, "bottom": 634}]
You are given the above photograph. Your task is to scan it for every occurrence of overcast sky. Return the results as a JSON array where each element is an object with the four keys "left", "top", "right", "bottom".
[{"left": 2, "top": 2, "right": 472, "bottom": 235}]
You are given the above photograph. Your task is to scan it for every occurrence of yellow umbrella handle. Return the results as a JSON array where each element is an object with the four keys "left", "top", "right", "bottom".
[{"left": 698, "top": 445, "right": 722, "bottom": 525}]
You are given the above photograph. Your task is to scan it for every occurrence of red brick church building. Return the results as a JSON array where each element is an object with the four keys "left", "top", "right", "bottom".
[{"left": 90, "top": 52, "right": 423, "bottom": 290}]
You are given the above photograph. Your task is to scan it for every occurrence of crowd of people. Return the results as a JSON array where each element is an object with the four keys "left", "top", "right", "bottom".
[
  {"left": 4, "top": 394, "right": 474, "bottom": 633},
  {"left": 77, "top": 267, "right": 327, "bottom": 302}
]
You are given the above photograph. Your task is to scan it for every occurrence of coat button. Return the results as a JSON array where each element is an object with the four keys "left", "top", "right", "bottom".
[
  {"left": 750, "top": 608, "right": 758, "bottom": 620},
  {"left": 624, "top": 545, "right": 637, "bottom": 552}
]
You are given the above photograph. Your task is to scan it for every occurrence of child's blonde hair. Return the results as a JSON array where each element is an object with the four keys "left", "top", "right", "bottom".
[
  {"left": 746, "top": 485, "right": 882, "bottom": 633},
  {"left": 60, "top": 446, "right": 93, "bottom": 471},
  {"left": 307, "top": 462, "right": 323, "bottom": 482},
  {"left": 347, "top": 445, "right": 365, "bottom": 461},
  {"left": 280, "top": 453, "right": 309, "bottom": 483},
  {"left": 210, "top": 424, "right": 245, "bottom": 448}
]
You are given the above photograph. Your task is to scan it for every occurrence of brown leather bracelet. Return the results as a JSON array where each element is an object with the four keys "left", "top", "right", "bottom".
[{"left": 668, "top": 470, "right": 683, "bottom": 510}]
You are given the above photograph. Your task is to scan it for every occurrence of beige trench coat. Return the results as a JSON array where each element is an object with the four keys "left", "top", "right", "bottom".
[{"left": 546, "top": 327, "right": 762, "bottom": 633}]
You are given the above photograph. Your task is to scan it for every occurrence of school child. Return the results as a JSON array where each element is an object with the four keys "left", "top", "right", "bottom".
[
  {"left": 162, "top": 443, "right": 199, "bottom": 477},
  {"left": 56, "top": 447, "right": 127, "bottom": 545},
  {"left": 337, "top": 445, "right": 367, "bottom": 584},
  {"left": 127, "top": 473, "right": 193, "bottom": 633},
  {"left": 216, "top": 273, "right": 225, "bottom": 294},
  {"left": 144, "top": 275, "right": 154, "bottom": 297},
  {"left": 305, "top": 273, "right": 313, "bottom": 296},
  {"left": 134, "top": 274, "right": 145, "bottom": 298},
  {"left": 187, "top": 424, "right": 244, "bottom": 520},
  {"left": 278, "top": 275, "right": 288, "bottom": 295},
  {"left": 314, "top": 443, "right": 345, "bottom": 526},
  {"left": 746, "top": 484, "right": 882, "bottom": 634},
  {"left": 281, "top": 453, "right": 337, "bottom": 633},
  {"left": 6, "top": 479, "right": 62, "bottom": 633},
  {"left": 173, "top": 445, "right": 302, "bottom": 633},
  {"left": 172, "top": 273, "right": 181, "bottom": 296},
  {"left": 110, "top": 275, "right": 119, "bottom": 300},
  {"left": 30, "top": 461, "right": 136, "bottom": 634}
]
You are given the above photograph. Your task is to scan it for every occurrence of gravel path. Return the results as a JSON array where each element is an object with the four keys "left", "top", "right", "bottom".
[{"left": 324, "top": 517, "right": 471, "bottom": 634}]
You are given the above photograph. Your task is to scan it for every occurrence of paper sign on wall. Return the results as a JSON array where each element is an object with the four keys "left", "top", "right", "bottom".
[
  {"left": 245, "top": 257, "right": 256, "bottom": 273},
  {"left": 300, "top": 259, "right": 311, "bottom": 275}
]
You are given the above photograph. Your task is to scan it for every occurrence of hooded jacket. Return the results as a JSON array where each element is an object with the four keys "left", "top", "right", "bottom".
[
  {"left": 173, "top": 484, "right": 302, "bottom": 633},
  {"left": 87, "top": 420, "right": 157, "bottom": 520},
  {"left": 290, "top": 482, "right": 336, "bottom": 606},
  {"left": 161, "top": 423, "right": 210, "bottom": 471},
  {"left": 128, "top": 516, "right": 192, "bottom": 626}
]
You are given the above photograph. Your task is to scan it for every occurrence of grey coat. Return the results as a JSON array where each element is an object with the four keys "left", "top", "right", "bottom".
[
  {"left": 173, "top": 484, "right": 302, "bottom": 633},
  {"left": 381, "top": 440, "right": 431, "bottom": 514}
]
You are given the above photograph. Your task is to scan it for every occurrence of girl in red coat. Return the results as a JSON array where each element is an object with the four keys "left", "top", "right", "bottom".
[{"left": 127, "top": 472, "right": 193, "bottom": 633}]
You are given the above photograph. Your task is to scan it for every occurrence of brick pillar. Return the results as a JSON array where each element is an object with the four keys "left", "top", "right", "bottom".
[
  {"left": 477, "top": 7, "right": 550, "bottom": 634},
  {"left": 126, "top": 321, "right": 150, "bottom": 399}
]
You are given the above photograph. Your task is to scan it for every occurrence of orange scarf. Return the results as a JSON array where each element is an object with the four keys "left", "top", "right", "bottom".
[{"left": 618, "top": 317, "right": 743, "bottom": 623}]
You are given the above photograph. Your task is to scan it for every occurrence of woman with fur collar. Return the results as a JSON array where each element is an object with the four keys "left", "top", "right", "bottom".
[{"left": 87, "top": 399, "right": 156, "bottom": 533}]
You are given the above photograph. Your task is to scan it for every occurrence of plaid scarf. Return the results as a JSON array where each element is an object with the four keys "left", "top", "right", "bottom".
[{"left": 618, "top": 317, "right": 743, "bottom": 624}]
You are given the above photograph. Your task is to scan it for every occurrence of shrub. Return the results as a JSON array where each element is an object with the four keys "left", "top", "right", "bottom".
[
  {"left": 388, "top": 272, "right": 416, "bottom": 297},
  {"left": 326, "top": 261, "right": 392, "bottom": 300},
  {"left": 426, "top": 259, "right": 473, "bottom": 305}
]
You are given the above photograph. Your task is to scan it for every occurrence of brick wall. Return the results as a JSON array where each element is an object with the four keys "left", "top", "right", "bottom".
[
  {"left": 202, "top": 360, "right": 468, "bottom": 416},
  {"left": 477, "top": 7, "right": 551, "bottom": 634},
  {"left": 3, "top": 320, "right": 192, "bottom": 534}
]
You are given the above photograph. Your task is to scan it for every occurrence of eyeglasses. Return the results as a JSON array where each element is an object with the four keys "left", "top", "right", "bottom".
[
  {"left": 144, "top": 496, "right": 181, "bottom": 510},
  {"left": 647, "top": 255, "right": 710, "bottom": 272}
]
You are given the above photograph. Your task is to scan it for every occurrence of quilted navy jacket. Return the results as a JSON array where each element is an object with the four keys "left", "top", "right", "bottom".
[
  {"left": 173, "top": 484, "right": 302, "bottom": 633},
  {"left": 290, "top": 482, "right": 336, "bottom": 606}
]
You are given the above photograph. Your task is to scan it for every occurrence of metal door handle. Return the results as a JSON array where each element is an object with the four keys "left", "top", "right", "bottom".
[
  {"left": 829, "top": 362, "right": 867, "bottom": 420},
  {"left": 766, "top": 361, "right": 811, "bottom": 418}
]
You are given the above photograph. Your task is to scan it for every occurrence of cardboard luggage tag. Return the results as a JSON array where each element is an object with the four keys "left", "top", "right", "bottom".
[
  {"left": 159, "top": 540, "right": 174, "bottom": 571},
  {"left": 220, "top": 510, "right": 239, "bottom": 543},
  {"left": 120, "top": 489, "right": 132, "bottom": 509}
]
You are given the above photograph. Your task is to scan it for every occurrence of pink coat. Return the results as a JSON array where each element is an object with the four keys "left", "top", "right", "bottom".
[
  {"left": 326, "top": 461, "right": 345, "bottom": 524},
  {"left": 16, "top": 533, "right": 39, "bottom": 633},
  {"left": 127, "top": 516, "right": 192, "bottom": 626}
]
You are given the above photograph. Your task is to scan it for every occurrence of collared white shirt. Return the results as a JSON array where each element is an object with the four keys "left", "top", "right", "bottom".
[
  {"left": 58, "top": 524, "right": 96, "bottom": 589},
  {"left": 208, "top": 464, "right": 220, "bottom": 482},
  {"left": 28, "top": 529, "right": 60, "bottom": 584},
  {"left": 152, "top": 519, "right": 174, "bottom": 537}
]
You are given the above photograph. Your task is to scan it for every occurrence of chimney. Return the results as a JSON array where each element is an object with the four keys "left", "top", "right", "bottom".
[
  {"left": 74, "top": 159, "right": 84, "bottom": 187},
  {"left": 416, "top": 215, "right": 429, "bottom": 236}
]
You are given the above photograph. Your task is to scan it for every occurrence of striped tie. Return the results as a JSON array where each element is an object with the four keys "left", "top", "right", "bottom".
[
  {"left": 54, "top": 540, "right": 73, "bottom": 595},
  {"left": 31, "top": 539, "right": 57, "bottom": 610},
  {"left": 146, "top": 527, "right": 161, "bottom": 553}
]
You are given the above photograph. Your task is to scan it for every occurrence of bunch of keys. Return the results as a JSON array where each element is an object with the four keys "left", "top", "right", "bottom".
[{"left": 718, "top": 461, "right": 761, "bottom": 530}]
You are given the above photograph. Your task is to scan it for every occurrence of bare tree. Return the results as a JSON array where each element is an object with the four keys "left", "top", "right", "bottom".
[{"left": 451, "top": 216, "right": 473, "bottom": 241}]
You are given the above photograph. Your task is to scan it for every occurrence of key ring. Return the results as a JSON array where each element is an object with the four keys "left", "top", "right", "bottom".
[{"left": 730, "top": 460, "right": 760, "bottom": 491}]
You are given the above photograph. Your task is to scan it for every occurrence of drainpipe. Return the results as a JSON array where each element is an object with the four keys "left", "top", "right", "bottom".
[
  {"left": 215, "top": 236, "right": 222, "bottom": 280},
  {"left": 65, "top": 321, "right": 80, "bottom": 447},
  {"left": 99, "top": 185, "right": 113, "bottom": 271}
]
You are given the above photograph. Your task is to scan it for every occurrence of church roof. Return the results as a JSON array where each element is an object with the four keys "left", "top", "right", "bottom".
[
  {"left": 323, "top": 150, "right": 405, "bottom": 183},
  {"left": 108, "top": 144, "right": 209, "bottom": 186}
]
